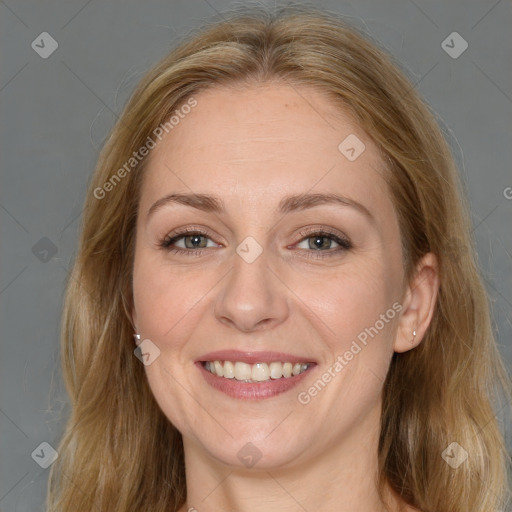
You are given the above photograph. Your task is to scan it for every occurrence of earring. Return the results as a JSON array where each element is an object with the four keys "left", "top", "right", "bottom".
[
  {"left": 133, "top": 333, "right": 141, "bottom": 345},
  {"left": 411, "top": 329, "right": 417, "bottom": 344}
]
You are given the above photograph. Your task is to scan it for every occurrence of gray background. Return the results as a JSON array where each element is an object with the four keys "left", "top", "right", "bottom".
[{"left": 1, "top": 0, "right": 511, "bottom": 510}]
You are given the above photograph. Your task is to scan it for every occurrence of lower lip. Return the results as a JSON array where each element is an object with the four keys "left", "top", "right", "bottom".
[{"left": 196, "top": 362, "right": 315, "bottom": 400}]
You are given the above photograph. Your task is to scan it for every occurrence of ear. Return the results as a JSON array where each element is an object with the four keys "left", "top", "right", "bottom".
[{"left": 394, "top": 252, "right": 439, "bottom": 353}]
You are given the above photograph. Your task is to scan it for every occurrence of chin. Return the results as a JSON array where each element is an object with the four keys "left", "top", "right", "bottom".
[{"left": 196, "top": 432, "right": 307, "bottom": 471}]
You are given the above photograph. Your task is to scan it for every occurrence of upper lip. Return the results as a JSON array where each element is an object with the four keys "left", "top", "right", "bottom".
[{"left": 197, "top": 350, "right": 317, "bottom": 365}]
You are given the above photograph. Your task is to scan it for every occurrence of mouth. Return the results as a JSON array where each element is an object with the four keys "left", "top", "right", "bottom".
[
  {"left": 196, "top": 350, "right": 317, "bottom": 400},
  {"left": 202, "top": 360, "right": 313, "bottom": 382}
]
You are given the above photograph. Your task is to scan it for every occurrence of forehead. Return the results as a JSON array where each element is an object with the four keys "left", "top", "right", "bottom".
[{"left": 140, "top": 82, "right": 394, "bottom": 223}]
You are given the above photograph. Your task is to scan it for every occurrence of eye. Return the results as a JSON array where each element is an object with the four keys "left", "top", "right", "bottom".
[
  {"left": 294, "top": 229, "right": 352, "bottom": 258},
  {"left": 159, "top": 229, "right": 219, "bottom": 255},
  {"left": 158, "top": 227, "right": 352, "bottom": 258}
]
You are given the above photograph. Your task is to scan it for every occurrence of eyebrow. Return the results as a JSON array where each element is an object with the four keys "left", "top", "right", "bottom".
[{"left": 146, "top": 192, "right": 374, "bottom": 223}]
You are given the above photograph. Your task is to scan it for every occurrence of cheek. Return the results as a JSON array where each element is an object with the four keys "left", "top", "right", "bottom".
[
  {"left": 294, "top": 258, "right": 396, "bottom": 349},
  {"left": 299, "top": 261, "right": 398, "bottom": 411},
  {"left": 132, "top": 252, "right": 219, "bottom": 343}
]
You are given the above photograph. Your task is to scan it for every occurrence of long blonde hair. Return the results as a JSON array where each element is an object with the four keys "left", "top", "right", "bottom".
[{"left": 47, "top": 5, "right": 511, "bottom": 511}]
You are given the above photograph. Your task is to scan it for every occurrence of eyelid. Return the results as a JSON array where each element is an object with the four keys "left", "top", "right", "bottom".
[
  {"left": 159, "top": 225, "right": 352, "bottom": 256},
  {"left": 297, "top": 226, "right": 347, "bottom": 239},
  {"left": 159, "top": 226, "right": 227, "bottom": 250},
  {"left": 161, "top": 225, "right": 218, "bottom": 241},
  {"left": 295, "top": 226, "right": 351, "bottom": 248}
]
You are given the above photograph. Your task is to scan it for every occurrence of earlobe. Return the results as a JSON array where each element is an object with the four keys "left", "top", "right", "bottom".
[{"left": 394, "top": 252, "right": 439, "bottom": 353}]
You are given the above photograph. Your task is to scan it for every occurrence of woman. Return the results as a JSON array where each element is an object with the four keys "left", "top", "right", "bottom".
[{"left": 47, "top": 5, "right": 511, "bottom": 512}]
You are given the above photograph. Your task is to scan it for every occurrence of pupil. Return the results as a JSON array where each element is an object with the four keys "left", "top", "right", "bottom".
[
  {"left": 311, "top": 236, "right": 329, "bottom": 250},
  {"left": 186, "top": 235, "right": 205, "bottom": 248}
]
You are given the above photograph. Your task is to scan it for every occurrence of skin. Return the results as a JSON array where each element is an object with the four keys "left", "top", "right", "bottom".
[{"left": 131, "top": 82, "right": 439, "bottom": 512}]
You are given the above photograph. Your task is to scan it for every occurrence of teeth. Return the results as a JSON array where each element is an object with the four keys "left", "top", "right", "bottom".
[
  {"left": 252, "top": 363, "right": 269, "bottom": 382},
  {"left": 204, "top": 360, "right": 311, "bottom": 382},
  {"left": 223, "top": 361, "right": 235, "bottom": 378},
  {"left": 292, "top": 363, "right": 302, "bottom": 376},
  {"left": 269, "top": 362, "right": 283, "bottom": 379},
  {"left": 234, "top": 362, "right": 251, "bottom": 380},
  {"left": 282, "top": 362, "right": 292, "bottom": 378},
  {"left": 214, "top": 360, "right": 224, "bottom": 377}
]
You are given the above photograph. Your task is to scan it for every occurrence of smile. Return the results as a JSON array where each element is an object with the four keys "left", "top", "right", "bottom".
[{"left": 203, "top": 360, "right": 312, "bottom": 382}]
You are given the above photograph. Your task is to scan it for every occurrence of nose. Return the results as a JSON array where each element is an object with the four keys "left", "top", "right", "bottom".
[{"left": 214, "top": 246, "right": 290, "bottom": 333}]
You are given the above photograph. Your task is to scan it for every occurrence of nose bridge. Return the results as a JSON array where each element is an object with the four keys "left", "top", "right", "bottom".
[{"left": 214, "top": 236, "right": 289, "bottom": 332}]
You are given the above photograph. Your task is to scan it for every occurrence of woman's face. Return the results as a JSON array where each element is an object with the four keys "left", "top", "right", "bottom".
[{"left": 132, "top": 82, "right": 407, "bottom": 469}]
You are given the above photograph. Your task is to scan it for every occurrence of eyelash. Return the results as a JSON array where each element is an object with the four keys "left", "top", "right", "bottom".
[{"left": 158, "top": 227, "right": 352, "bottom": 259}]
